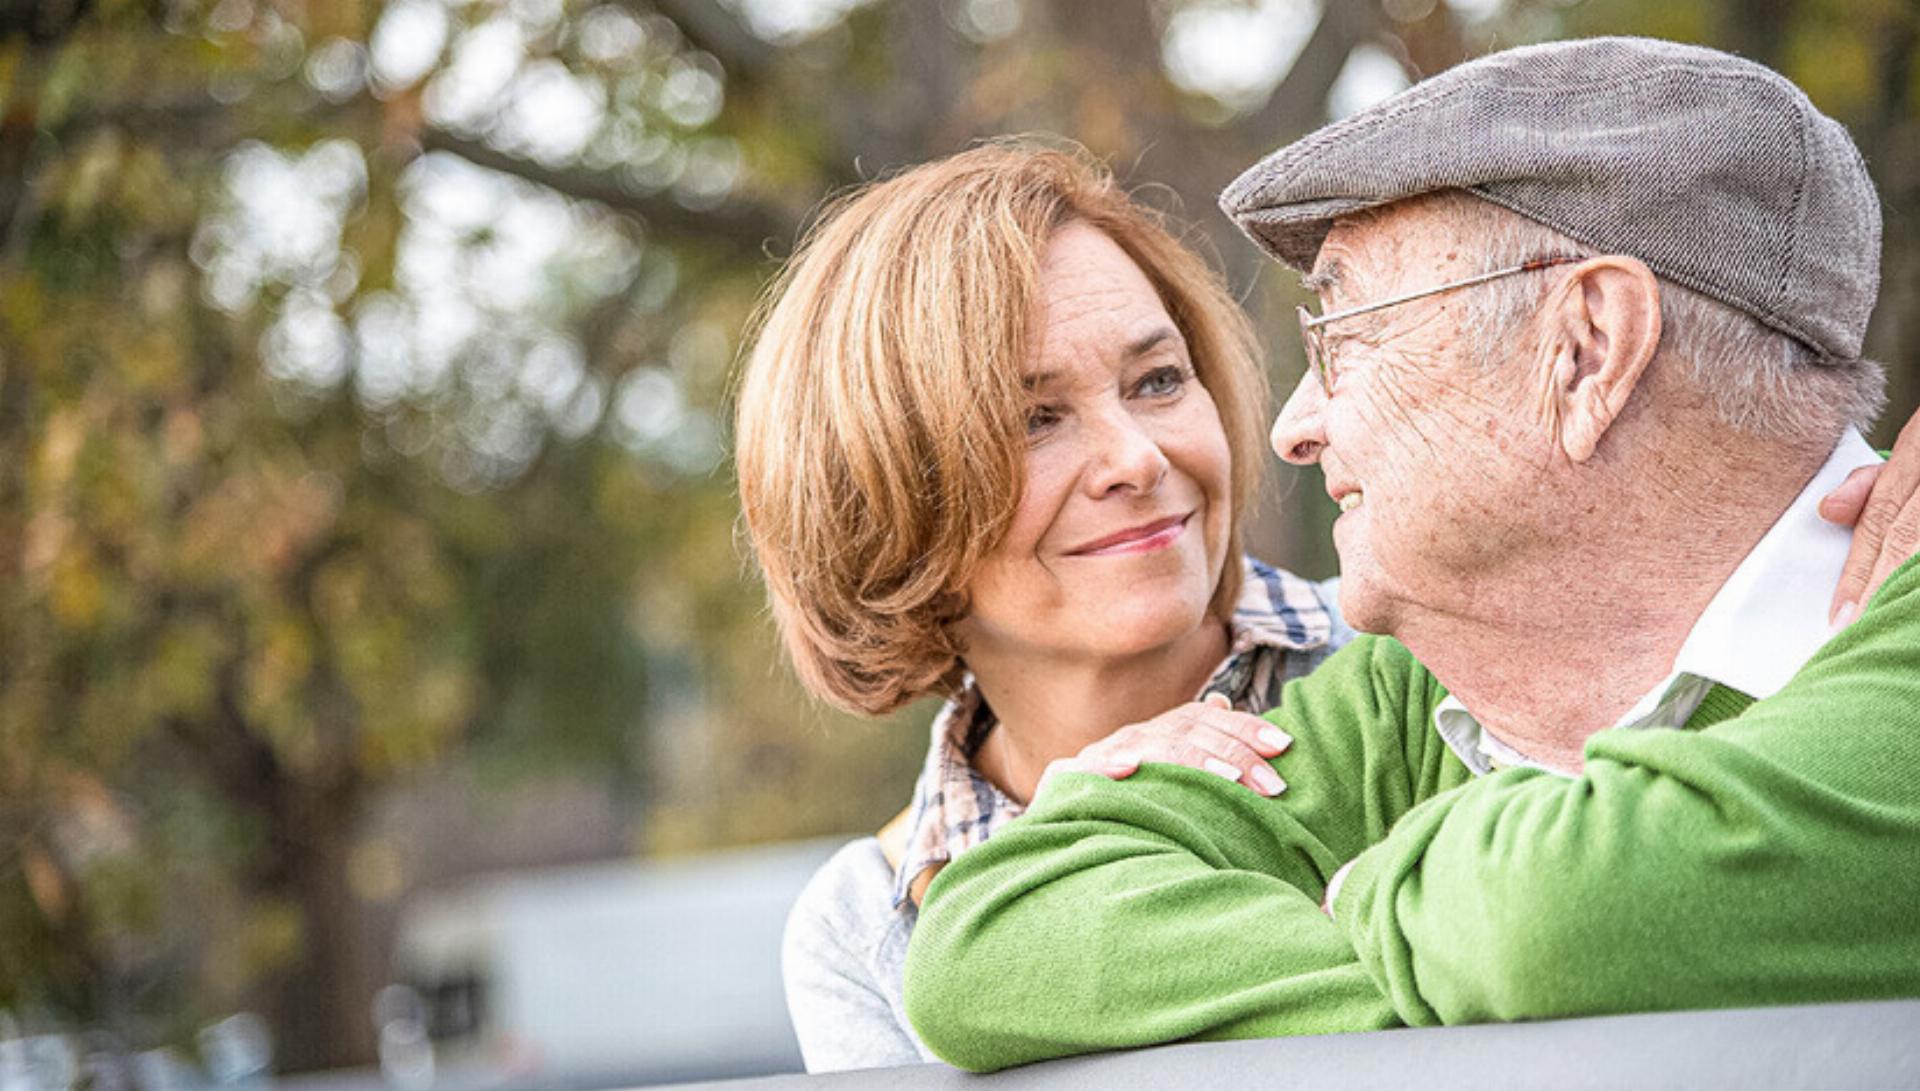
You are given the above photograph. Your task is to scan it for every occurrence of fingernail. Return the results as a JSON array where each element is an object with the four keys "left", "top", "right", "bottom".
[
  {"left": 1832, "top": 600, "right": 1860, "bottom": 629},
  {"left": 1204, "top": 692, "right": 1231, "bottom": 708},
  {"left": 1251, "top": 763, "right": 1285, "bottom": 796},
  {"left": 1108, "top": 752, "right": 1141, "bottom": 770},
  {"left": 1202, "top": 757, "right": 1240, "bottom": 781},
  {"left": 1257, "top": 726, "right": 1292, "bottom": 752}
]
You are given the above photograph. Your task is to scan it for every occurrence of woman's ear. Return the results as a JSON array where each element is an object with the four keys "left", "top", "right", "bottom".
[{"left": 1542, "top": 256, "right": 1663, "bottom": 463}]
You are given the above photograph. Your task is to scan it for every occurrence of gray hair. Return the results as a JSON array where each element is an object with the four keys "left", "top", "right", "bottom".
[{"left": 1444, "top": 192, "right": 1884, "bottom": 449}]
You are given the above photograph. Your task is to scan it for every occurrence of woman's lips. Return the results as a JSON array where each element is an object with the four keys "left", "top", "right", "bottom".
[{"left": 1069, "top": 513, "right": 1191, "bottom": 556}]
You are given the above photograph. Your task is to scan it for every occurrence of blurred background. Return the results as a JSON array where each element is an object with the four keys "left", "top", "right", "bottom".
[{"left": 0, "top": 0, "right": 1913, "bottom": 1085}]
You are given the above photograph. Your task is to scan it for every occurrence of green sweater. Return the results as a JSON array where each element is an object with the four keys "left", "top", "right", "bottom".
[{"left": 903, "top": 558, "right": 1920, "bottom": 1072}]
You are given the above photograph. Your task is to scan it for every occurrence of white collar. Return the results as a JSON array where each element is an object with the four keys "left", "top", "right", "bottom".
[
  {"left": 1662, "top": 427, "right": 1880, "bottom": 701},
  {"left": 1435, "top": 428, "right": 1883, "bottom": 774}
]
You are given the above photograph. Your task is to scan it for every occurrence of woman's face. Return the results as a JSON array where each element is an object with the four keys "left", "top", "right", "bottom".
[{"left": 954, "top": 223, "right": 1232, "bottom": 667}]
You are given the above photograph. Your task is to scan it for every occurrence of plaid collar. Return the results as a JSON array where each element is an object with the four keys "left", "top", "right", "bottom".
[{"left": 889, "top": 556, "right": 1336, "bottom": 909}]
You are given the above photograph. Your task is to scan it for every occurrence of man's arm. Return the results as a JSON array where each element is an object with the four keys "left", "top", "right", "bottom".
[
  {"left": 1333, "top": 558, "right": 1920, "bottom": 1026},
  {"left": 903, "top": 636, "right": 1464, "bottom": 1072}
]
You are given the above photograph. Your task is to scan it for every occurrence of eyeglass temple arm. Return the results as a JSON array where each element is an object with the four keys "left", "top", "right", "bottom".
[{"left": 1300, "top": 256, "right": 1581, "bottom": 330}]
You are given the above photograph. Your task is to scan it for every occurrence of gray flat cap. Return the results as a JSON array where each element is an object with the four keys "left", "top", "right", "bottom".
[{"left": 1221, "top": 36, "right": 1880, "bottom": 361}]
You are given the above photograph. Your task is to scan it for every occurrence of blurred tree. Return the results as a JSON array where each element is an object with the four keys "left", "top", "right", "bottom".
[
  {"left": 0, "top": 0, "right": 1910, "bottom": 1075},
  {"left": 0, "top": 0, "right": 680, "bottom": 1069}
]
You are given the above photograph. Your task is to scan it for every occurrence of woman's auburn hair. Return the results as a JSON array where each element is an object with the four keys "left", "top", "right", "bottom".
[{"left": 733, "top": 140, "right": 1270, "bottom": 716}]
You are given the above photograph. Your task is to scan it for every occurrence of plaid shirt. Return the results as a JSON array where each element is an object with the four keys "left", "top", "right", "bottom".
[{"left": 889, "top": 556, "right": 1348, "bottom": 910}]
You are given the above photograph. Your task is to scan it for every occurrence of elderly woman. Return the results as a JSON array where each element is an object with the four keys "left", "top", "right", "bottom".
[{"left": 733, "top": 141, "right": 1919, "bottom": 1072}]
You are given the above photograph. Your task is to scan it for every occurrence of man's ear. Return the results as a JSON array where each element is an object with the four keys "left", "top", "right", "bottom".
[{"left": 1540, "top": 256, "right": 1662, "bottom": 463}]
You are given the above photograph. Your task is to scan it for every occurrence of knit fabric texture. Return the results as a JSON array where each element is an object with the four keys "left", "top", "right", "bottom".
[{"left": 905, "top": 559, "right": 1920, "bottom": 1072}]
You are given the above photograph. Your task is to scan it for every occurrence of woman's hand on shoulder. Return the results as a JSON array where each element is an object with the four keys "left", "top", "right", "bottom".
[
  {"left": 1035, "top": 693, "right": 1291, "bottom": 800},
  {"left": 1822, "top": 411, "right": 1920, "bottom": 624}
]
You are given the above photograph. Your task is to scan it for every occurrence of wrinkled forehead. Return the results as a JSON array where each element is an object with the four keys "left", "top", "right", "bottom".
[{"left": 1306, "top": 198, "right": 1470, "bottom": 302}]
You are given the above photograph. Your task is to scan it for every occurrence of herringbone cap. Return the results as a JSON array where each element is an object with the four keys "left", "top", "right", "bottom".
[{"left": 1221, "top": 36, "right": 1880, "bottom": 361}]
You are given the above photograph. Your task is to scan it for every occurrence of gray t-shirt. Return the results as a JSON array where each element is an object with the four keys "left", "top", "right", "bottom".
[{"left": 782, "top": 837, "right": 930, "bottom": 1069}]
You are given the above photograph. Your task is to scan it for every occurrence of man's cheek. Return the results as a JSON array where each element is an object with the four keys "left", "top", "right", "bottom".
[{"left": 1354, "top": 379, "right": 1448, "bottom": 453}]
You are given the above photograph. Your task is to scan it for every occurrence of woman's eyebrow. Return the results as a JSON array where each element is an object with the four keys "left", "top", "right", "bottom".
[
  {"left": 1020, "top": 327, "right": 1185, "bottom": 391},
  {"left": 1125, "top": 326, "right": 1182, "bottom": 358}
]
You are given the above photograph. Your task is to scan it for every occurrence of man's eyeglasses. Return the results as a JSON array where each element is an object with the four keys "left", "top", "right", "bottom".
[{"left": 1296, "top": 255, "right": 1583, "bottom": 392}]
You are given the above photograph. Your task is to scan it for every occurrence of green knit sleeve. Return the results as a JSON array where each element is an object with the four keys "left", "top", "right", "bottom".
[
  {"left": 903, "top": 636, "right": 1457, "bottom": 1072},
  {"left": 1333, "top": 557, "right": 1920, "bottom": 1027}
]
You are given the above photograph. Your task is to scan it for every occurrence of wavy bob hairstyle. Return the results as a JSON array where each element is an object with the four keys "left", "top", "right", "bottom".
[{"left": 735, "top": 141, "right": 1269, "bottom": 716}]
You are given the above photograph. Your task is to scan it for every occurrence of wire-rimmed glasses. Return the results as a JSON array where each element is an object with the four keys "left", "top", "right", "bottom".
[{"left": 1297, "top": 255, "right": 1584, "bottom": 392}]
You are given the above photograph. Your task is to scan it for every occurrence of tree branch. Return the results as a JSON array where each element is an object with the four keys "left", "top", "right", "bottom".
[
  {"left": 620, "top": 0, "right": 777, "bottom": 81},
  {"left": 418, "top": 126, "right": 796, "bottom": 252},
  {"left": 1235, "top": 0, "right": 1384, "bottom": 142}
]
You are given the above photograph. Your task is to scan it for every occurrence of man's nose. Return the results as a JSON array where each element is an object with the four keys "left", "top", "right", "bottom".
[
  {"left": 1084, "top": 411, "right": 1171, "bottom": 497},
  {"left": 1271, "top": 370, "right": 1328, "bottom": 465}
]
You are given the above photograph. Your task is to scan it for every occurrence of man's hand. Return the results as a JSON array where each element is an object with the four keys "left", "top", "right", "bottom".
[
  {"left": 1035, "top": 693, "right": 1291, "bottom": 799},
  {"left": 1822, "top": 411, "right": 1920, "bottom": 625}
]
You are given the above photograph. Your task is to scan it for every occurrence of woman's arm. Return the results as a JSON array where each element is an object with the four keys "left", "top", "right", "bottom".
[{"left": 782, "top": 840, "right": 927, "bottom": 1072}]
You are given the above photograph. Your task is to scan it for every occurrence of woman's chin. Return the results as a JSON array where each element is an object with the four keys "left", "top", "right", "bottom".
[{"left": 1070, "top": 599, "right": 1217, "bottom": 660}]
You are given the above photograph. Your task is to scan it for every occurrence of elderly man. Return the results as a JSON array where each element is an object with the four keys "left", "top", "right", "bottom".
[{"left": 902, "top": 37, "right": 1920, "bottom": 1072}]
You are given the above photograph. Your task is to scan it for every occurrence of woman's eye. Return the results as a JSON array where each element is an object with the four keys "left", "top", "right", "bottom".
[
  {"left": 1133, "top": 365, "right": 1189, "bottom": 398},
  {"left": 1026, "top": 404, "right": 1062, "bottom": 435}
]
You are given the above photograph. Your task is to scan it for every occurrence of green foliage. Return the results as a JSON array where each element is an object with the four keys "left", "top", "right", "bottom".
[{"left": 0, "top": 0, "right": 736, "bottom": 1067}]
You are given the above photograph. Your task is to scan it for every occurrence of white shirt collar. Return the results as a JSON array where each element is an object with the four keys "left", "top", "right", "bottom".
[
  {"left": 1435, "top": 429, "right": 1883, "bottom": 774},
  {"left": 1665, "top": 428, "right": 1880, "bottom": 700}
]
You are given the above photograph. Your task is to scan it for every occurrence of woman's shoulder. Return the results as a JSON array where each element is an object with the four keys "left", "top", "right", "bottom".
[
  {"left": 1236, "top": 556, "right": 1352, "bottom": 652},
  {"left": 785, "top": 836, "right": 908, "bottom": 962},
  {"left": 782, "top": 836, "right": 930, "bottom": 1070}
]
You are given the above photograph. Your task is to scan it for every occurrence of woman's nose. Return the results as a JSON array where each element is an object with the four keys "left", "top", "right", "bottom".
[
  {"left": 1271, "top": 370, "right": 1328, "bottom": 465},
  {"left": 1084, "top": 411, "right": 1170, "bottom": 497}
]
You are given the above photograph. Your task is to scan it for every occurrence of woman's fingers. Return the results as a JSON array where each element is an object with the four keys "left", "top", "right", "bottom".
[
  {"left": 1072, "top": 701, "right": 1290, "bottom": 796},
  {"left": 1115, "top": 732, "right": 1281, "bottom": 796},
  {"left": 1822, "top": 463, "right": 1890, "bottom": 624},
  {"left": 1825, "top": 413, "right": 1920, "bottom": 624},
  {"left": 1183, "top": 724, "right": 1288, "bottom": 796},
  {"left": 1037, "top": 701, "right": 1294, "bottom": 798},
  {"left": 1202, "top": 702, "right": 1293, "bottom": 759},
  {"left": 1818, "top": 463, "right": 1879, "bottom": 526}
]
